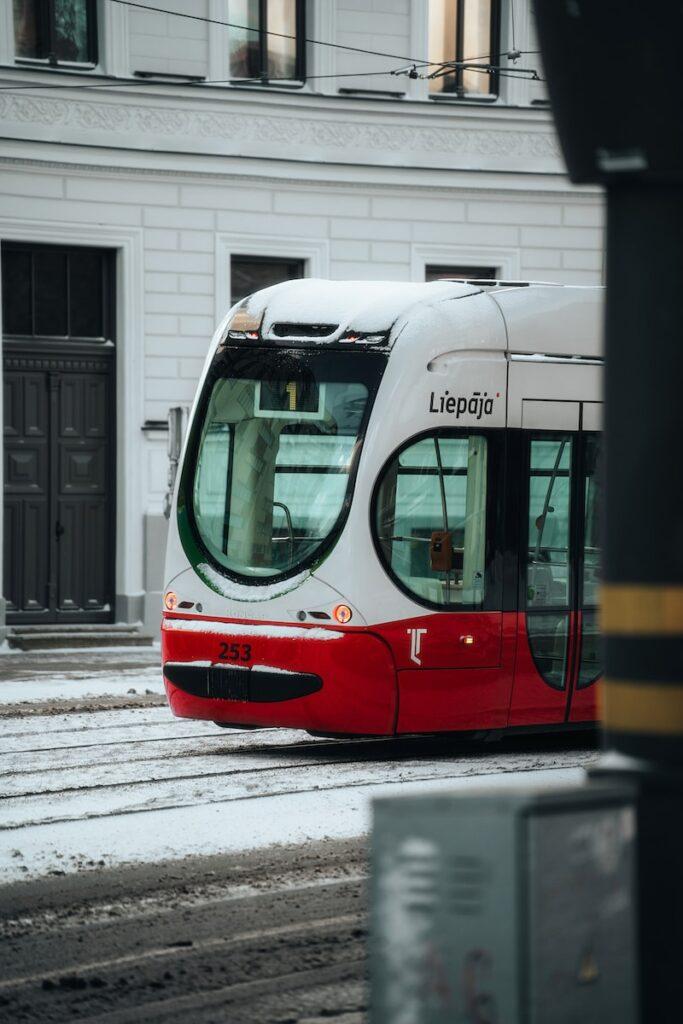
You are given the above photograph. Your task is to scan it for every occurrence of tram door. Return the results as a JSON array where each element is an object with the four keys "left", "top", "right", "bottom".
[
  {"left": 509, "top": 410, "right": 602, "bottom": 725},
  {"left": 374, "top": 430, "right": 508, "bottom": 735}
]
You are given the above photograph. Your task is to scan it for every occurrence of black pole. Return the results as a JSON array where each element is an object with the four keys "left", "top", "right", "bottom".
[{"left": 532, "top": 4, "right": 683, "bottom": 1019}]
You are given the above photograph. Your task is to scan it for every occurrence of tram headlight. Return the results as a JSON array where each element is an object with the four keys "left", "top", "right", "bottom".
[
  {"left": 338, "top": 330, "right": 389, "bottom": 346},
  {"left": 164, "top": 591, "right": 178, "bottom": 612},
  {"left": 333, "top": 604, "right": 353, "bottom": 624},
  {"left": 225, "top": 305, "right": 263, "bottom": 342}
]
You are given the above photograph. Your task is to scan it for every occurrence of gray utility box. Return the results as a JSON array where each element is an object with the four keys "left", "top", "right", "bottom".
[{"left": 371, "top": 784, "right": 637, "bottom": 1024}]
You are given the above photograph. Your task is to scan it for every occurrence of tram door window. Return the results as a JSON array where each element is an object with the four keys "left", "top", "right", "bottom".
[
  {"left": 525, "top": 438, "right": 572, "bottom": 691},
  {"left": 578, "top": 434, "right": 602, "bottom": 688},
  {"left": 512, "top": 430, "right": 603, "bottom": 724},
  {"left": 375, "top": 434, "right": 488, "bottom": 609}
]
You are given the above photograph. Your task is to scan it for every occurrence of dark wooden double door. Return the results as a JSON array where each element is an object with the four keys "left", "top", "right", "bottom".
[{"left": 3, "top": 349, "right": 115, "bottom": 623}]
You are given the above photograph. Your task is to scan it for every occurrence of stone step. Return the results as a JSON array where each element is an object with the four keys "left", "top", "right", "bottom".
[
  {"left": 6, "top": 630, "right": 154, "bottom": 651},
  {"left": 9, "top": 623, "right": 142, "bottom": 635}
]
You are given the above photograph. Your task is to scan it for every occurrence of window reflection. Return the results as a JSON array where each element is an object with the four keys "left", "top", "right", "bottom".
[
  {"left": 527, "top": 438, "right": 572, "bottom": 609},
  {"left": 527, "top": 612, "right": 569, "bottom": 691},
  {"left": 375, "top": 434, "right": 489, "bottom": 608},
  {"left": 13, "top": 0, "right": 94, "bottom": 63},
  {"left": 582, "top": 434, "right": 601, "bottom": 607},
  {"left": 578, "top": 609, "right": 601, "bottom": 688},
  {"left": 428, "top": 0, "right": 497, "bottom": 97},
  {"left": 229, "top": 0, "right": 302, "bottom": 82}
]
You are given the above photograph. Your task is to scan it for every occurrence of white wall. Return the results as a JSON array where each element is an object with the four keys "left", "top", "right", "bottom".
[
  {"left": 0, "top": 160, "right": 604, "bottom": 512},
  {"left": 128, "top": 0, "right": 210, "bottom": 78}
]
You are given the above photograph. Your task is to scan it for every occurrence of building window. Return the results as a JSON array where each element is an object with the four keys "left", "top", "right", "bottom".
[
  {"left": 13, "top": 0, "right": 98, "bottom": 65},
  {"left": 1, "top": 243, "right": 113, "bottom": 342},
  {"left": 230, "top": 255, "right": 304, "bottom": 305},
  {"left": 428, "top": 0, "right": 500, "bottom": 98},
  {"left": 426, "top": 265, "right": 497, "bottom": 281},
  {"left": 229, "top": 0, "right": 305, "bottom": 84}
]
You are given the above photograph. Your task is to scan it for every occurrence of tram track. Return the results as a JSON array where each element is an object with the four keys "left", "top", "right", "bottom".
[{"left": 0, "top": 677, "right": 597, "bottom": 1021}]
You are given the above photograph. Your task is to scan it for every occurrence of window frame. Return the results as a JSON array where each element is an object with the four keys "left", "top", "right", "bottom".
[
  {"left": 13, "top": 0, "right": 99, "bottom": 69},
  {"left": 230, "top": 0, "right": 306, "bottom": 86},
  {"left": 370, "top": 426, "right": 504, "bottom": 614},
  {"left": 428, "top": 0, "right": 502, "bottom": 101},
  {"left": 1, "top": 240, "right": 114, "bottom": 345}
]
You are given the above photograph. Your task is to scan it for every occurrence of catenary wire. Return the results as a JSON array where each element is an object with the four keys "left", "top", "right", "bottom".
[
  {"left": 0, "top": 64, "right": 544, "bottom": 93},
  {"left": 0, "top": 53, "right": 544, "bottom": 92}
]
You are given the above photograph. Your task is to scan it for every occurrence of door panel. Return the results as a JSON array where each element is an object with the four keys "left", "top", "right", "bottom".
[
  {"left": 372, "top": 429, "right": 507, "bottom": 733},
  {"left": 53, "top": 369, "right": 113, "bottom": 621},
  {"left": 3, "top": 367, "right": 50, "bottom": 618},
  {"left": 3, "top": 352, "right": 115, "bottom": 623},
  {"left": 510, "top": 435, "right": 574, "bottom": 725},
  {"left": 21, "top": 498, "right": 50, "bottom": 614},
  {"left": 568, "top": 432, "right": 603, "bottom": 721}
]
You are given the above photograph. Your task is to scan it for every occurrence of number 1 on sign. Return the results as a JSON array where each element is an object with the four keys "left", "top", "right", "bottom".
[{"left": 286, "top": 382, "right": 297, "bottom": 411}]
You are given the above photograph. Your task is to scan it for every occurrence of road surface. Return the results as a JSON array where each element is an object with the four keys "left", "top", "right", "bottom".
[{"left": 0, "top": 645, "right": 599, "bottom": 1021}]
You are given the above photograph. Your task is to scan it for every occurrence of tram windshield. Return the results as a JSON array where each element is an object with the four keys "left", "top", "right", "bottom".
[{"left": 187, "top": 347, "right": 384, "bottom": 582}]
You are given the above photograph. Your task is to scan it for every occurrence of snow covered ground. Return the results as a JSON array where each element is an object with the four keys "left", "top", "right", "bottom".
[
  {"left": 0, "top": 646, "right": 164, "bottom": 704},
  {"left": 0, "top": 649, "right": 598, "bottom": 885}
]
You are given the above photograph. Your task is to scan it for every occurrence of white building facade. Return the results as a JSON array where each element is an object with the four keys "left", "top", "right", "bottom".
[{"left": 0, "top": 0, "right": 604, "bottom": 638}]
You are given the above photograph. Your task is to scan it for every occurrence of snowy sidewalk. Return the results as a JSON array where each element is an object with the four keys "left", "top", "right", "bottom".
[{"left": 0, "top": 645, "right": 165, "bottom": 714}]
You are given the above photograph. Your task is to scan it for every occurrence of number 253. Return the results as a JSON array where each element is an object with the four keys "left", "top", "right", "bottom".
[{"left": 218, "top": 642, "right": 252, "bottom": 663}]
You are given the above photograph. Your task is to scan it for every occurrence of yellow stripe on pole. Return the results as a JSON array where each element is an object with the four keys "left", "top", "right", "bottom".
[
  {"left": 601, "top": 678, "right": 683, "bottom": 735},
  {"left": 600, "top": 584, "right": 683, "bottom": 635}
]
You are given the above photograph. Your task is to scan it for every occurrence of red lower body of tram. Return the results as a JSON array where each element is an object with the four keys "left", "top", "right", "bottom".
[{"left": 161, "top": 611, "right": 598, "bottom": 735}]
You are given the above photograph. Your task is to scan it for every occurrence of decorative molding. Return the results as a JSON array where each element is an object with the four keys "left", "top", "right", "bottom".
[
  {"left": 3, "top": 353, "right": 112, "bottom": 372},
  {"left": 215, "top": 233, "right": 330, "bottom": 325},
  {"left": 0, "top": 219, "right": 145, "bottom": 605},
  {"left": 0, "top": 90, "right": 562, "bottom": 172},
  {"left": 411, "top": 242, "right": 521, "bottom": 282}
]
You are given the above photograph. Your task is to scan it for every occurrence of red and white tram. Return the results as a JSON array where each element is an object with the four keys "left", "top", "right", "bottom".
[{"left": 161, "top": 279, "right": 603, "bottom": 736}]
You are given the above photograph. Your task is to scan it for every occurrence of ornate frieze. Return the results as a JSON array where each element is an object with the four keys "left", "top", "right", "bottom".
[{"left": 0, "top": 89, "right": 562, "bottom": 172}]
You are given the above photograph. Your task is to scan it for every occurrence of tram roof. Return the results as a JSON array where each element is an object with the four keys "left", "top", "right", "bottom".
[{"left": 233, "top": 278, "right": 604, "bottom": 358}]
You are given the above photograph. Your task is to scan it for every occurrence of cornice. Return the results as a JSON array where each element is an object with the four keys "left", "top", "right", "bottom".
[
  {"left": 0, "top": 152, "right": 605, "bottom": 203},
  {"left": 0, "top": 86, "right": 563, "bottom": 174},
  {"left": 0, "top": 152, "right": 603, "bottom": 201}
]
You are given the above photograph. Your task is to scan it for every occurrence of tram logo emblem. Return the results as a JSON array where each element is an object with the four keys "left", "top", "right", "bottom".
[{"left": 407, "top": 628, "right": 428, "bottom": 665}]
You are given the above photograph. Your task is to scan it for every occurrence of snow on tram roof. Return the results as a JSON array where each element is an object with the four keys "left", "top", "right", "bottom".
[
  {"left": 233, "top": 278, "right": 604, "bottom": 358},
  {"left": 244, "top": 278, "right": 479, "bottom": 335}
]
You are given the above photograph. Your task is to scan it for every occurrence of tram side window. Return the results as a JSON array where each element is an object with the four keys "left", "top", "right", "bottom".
[{"left": 374, "top": 434, "right": 488, "bottom": 608}]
